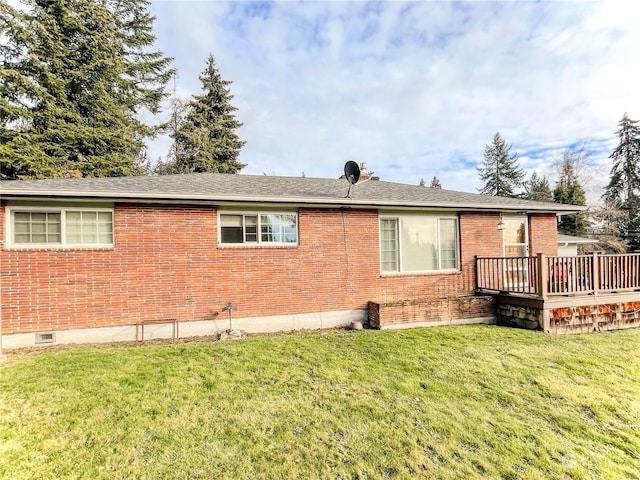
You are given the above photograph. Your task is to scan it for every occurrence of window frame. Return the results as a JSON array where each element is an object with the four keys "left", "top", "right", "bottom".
[
  {"left": 6, "top": 205, "right": 115, "bottom": 249},
  {"left": 218, "top": 211, "right": 299, "bottom": 247},
  {"left": 379, "top": 213, "right": 460, "bottom": 274},
  {"left": 380, "top": 217, "right": 400, "bottom": 272}
]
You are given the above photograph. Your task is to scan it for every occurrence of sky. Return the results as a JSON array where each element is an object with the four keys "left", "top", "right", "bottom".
[{"left": 146, "top": 0, "right": 639, "bottom": 200}]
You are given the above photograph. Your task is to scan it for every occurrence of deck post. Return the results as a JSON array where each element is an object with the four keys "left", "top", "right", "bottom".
[
  {"left": 591, "top": 251, "right": 600, "bottom": 296},
  {"left": 537, "top": 253, "right": 548, "bottom": 300},
  {"left": 474, "top": 255, "right": 479, "bottom": 294}
]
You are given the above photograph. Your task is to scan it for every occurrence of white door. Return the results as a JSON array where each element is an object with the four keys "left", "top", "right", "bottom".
[{"left": 503, "top": 215, "right": 529, "bottom": 288}]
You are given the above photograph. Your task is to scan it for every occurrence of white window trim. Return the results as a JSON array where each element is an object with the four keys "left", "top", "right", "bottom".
[
  {"left": 379, "top": 214, "right": 460, "bottom": 274},
  {"left": 218, "top": 211, "right": 299, "bottom": 247},
  {"left": 6, "top": 206, "right": 115, "bottom": 249}
]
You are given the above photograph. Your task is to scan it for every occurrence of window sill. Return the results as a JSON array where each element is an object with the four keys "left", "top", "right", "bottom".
[
  {"left": 217, "top": 243, "right": 298, "bottom": 249},
  {"left": 380, "top": 269, "right": 461, "bottom": 277},
  {"left": 4, "top": 245, "right": 115, "bottom": 251}
]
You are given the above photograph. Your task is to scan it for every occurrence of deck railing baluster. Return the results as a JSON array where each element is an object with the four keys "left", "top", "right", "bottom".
[{"left": 476, "top": 253, "right": 640, "bottom": 297}]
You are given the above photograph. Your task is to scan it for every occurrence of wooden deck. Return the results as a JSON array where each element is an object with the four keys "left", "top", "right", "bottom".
[{"left": 476, "top": 253, "right": 640, "bottom": 334}]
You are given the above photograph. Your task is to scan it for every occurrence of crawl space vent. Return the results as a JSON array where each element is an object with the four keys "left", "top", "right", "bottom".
[{"left": 35, "top": 332, "right": 56, "bottom": 344}]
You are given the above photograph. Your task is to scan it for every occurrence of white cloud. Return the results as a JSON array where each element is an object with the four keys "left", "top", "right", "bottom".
[{"left": 147, "top": 0, "right": 639, "bottom": 196}]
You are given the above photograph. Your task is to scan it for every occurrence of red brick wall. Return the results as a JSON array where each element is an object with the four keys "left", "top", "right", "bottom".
[
  {"left": 369, "top": 296, "right": 495, "bottom": 328},
  {"left": 529, "top": 214, "right": 559, "bottom": 256},
  {"left": 0, "top": 202, "right": 5, "bottom": 245},
  {"left": 1, "top": 204, "right": 218, "bottom": 334},
  {"left": 0, "top": 204, "right": 551, "bottom": 335}
]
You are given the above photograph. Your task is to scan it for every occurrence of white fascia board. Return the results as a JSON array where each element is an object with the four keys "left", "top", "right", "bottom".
[{"left": 1, "top": 190, "right": 584, "bottom": 214}]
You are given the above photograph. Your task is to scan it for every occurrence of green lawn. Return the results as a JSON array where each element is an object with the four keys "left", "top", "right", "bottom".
[{"left": 1, "top": 326, "right": 639, "bottom": 479}]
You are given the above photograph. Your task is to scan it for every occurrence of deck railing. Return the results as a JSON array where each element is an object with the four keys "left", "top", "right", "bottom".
[
  {"left": 475, "top": 256, "right": 540, "bottom": 295},
  {"left": 476, "top": 252, "right": 640, "bottom": 298}
]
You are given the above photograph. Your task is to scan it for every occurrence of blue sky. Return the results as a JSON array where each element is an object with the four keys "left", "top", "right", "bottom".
[{"left": 147, "top": 0, "right": 637, "bottom": 199}]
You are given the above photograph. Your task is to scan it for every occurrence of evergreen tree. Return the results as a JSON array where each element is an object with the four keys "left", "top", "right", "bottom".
[
  {"left": 602, "top": 113, "right": 640, "bottom": 250},
  {"left": 429, "top": 176, "right": 442, "bottom": 188},
  {"left": 418, "top": 178, "right": 426, "bottom": 187},
  {"left": 625, "top": 196, "right": 640, "bottom": 251},
  {"left": 477, "top": 132, "right": 524, "bottom": 197},
  {"left": 554, "top": 159, "right": 588, "bottom": 236},
  {"left": 0, "top": 0, "right": 173, "bottom": 179},
  {"left": 552, "top": 144, "right": 598, "bottom": 193},
  {"left": 110, "top": 0, "right": 174, "bottom": 116},
  {"left": 151, "top": 76, "right": 186, "bottom": 175},
  {"left": 521, "top": 172, "right": 553, "bottom": 202},
  {"left": 152, "top": 156, "right": 177, "bottom": 176},
  {"left": 169, "top": 54, "right": 246, "bottom": 174}
]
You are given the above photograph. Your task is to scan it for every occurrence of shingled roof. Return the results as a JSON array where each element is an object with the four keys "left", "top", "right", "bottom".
[{"left": 0, "top": 173, "right": 583, "bottom": 213}]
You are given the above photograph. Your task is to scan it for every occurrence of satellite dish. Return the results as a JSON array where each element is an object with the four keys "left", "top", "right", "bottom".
[
  {"left": 344, "top": 161, "right": 361, "bottom": 184},
  {"left": 344, "top": 161, "right": 360, "bottom": 198}
]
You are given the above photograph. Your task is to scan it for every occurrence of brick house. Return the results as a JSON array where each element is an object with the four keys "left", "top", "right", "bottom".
[{"left": 0, "top": 173, "right": 580, "bottom": 347}]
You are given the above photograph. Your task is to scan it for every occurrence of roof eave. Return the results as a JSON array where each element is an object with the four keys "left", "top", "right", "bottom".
[{"left": 0, "top": 190, "right": 583, "bottom": 214}]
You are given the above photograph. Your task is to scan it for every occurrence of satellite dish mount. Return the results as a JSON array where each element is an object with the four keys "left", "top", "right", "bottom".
[{"left": 344, "top": 161, "right": 361, "bottom": 198}]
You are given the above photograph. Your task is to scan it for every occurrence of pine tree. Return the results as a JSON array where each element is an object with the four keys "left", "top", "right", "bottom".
[
  {"left": 169, "top": 54, "right": 246, "bottom": 174},
  {"left": 521, "top": 172, "right": 553, "bottom": 202},
  {"left": 110, "top": 0, "right": 174, "bottom": 116},
  {"left": 0, "top": 0, "right": 173, "bottom": 179},
  {"left": 477, "top": 132, "right": 524, "bottom": 197},
  {"left": 552, "top": 144, "right": 598, "bottom": 193},
  {"left": 429, "top": 176, "right": 442, "bottom": 189},
  {"left": 554, "top": 160, "right": 588, "bottom": 236},
  {"left": 625, "top": 195, "right": 640, "bottom": 251},
  {"left": 151, "top": 76, "right": 186, "bottom": 175},
  {"left": 602, "top": 113, "right": 640, "bottom": 251}
]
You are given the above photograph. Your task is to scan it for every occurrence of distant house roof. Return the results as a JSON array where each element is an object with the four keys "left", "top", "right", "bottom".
[
  {"left": 0, "top": 173, "right": 584, "bottom": 213},
  {"left": 558, "top": 234, "right": 598, "bottom": 245}
]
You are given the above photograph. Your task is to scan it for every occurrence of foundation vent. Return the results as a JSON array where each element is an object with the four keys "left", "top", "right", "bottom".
[{"left": 35, "top": 332, "right": 56, "bottom": 344}]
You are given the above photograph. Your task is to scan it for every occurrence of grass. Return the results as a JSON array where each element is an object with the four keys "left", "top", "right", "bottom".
[{"left": 1, "top": 325, "right": 639, "bottom": 479}]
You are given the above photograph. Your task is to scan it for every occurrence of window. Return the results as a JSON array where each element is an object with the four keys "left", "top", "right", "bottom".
[
  {"left": 220, "top": 215, "right": 254, "bottom": 243},
  {"left": 66, "top": 211, "right": 113, "bottom": 245},
  {"left": 380, "top": 219, "right": 399, "bottom": 271},
  {"left": 380, "top": 214, "right": 459, "bottom": 273},
  {"left": 439, "top": 218, "right": 459, "bottom": 269},
  {"left": 220, "top": 212, "right": 297, "bottom": 245},
  {"left": 9, "top": 207, "right": 114, "bottom": 247},
  {"left": 13, "top": 212, "right": 61, "bottom": 244}
]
